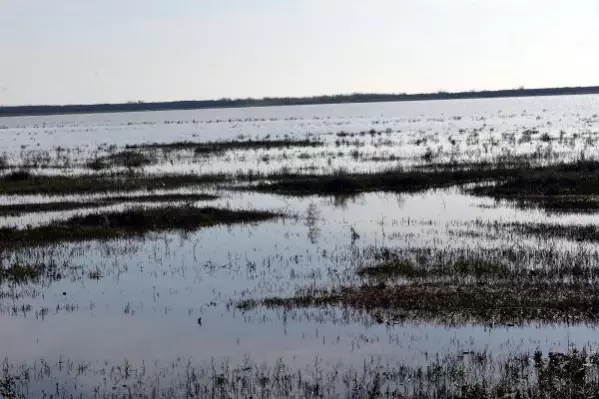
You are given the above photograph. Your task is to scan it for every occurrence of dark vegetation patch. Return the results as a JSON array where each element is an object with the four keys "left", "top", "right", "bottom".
[
  {"left": 247, "top": 160, "right": 599, "bottom": 212},
  {"left": 513, "top": 195, "right": 599, "bottom": 213},
  {"left": 470, "top": 159, "right": 599, "bottom": 198},
  {"left": 126, "top": 139, "right": 324, "bottom": 155},
  {"left": 241, "top": 281, "right": 599, "bottom": 325},
  {"left": 504, "top": 221, "right": 599, "bottom": 243},
  {"left": 450, "top": 220, "right": 599, "bottom": 243},
  {"left": 0, "top": 206, "right": 279, "bottom": 247},
  {"left": 360, "top": 246, "right": 599, "bottom": 281},
  {"left": 240, "top": 246, "right": 599, "bottom": 325},
  {"left": 0, "top": 193, "right": 218, "bottom": 216},
  {"left": 251, "top": 163, "right": 523, "bottom": 196},
  {"left": 87, "top": 150, "right": 155, "bottom": 170},
  {"left": 0, "top": 262, "right": 60, "bottom": 284},
  {"left": 0, "top": 172, "right": 227, "bottom": 195},
  {"left": 356, "top": 258, "right": 511, "bottom": 279}
]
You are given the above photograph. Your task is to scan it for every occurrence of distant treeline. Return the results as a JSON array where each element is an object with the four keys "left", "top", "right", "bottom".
[{"left": 2, "top": 86, "right": 599, "bottom": 117}]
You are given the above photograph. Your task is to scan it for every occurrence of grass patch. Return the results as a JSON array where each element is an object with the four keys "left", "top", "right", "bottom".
[
  {"left": 125, "top": 139, "right": 324, "bottom": 155},
  {"left": 250, "top": 163, "right": 523, "bottom": 196},
  {"left": 0, "top": 206, "right": 279, "bottom": 247},
  {"left": 514, "top": 195, "right": 599, "bottom": 213},
  {"left": 356, "top": 258, "right": 511, "bottom": 279},
  {"left": 241, "top": 245, "right": 599, "bottom": 325},
  {"left": 0, "top": 193, "right": 218, "bottom": 216},
  {"left": 470, "top": 159, "right": 599, "bottom": 198},
  {"left": 0, "top": 262, "right": 59, "bottom": 284},
  {"left": 242, "top": 280, "right": 599, "bottom": 325},
  {"left": 87, "top": 150, "right": 155, "bottom": 170},
  {"left": 505, "top": 221, "right": 599, "bottom": 243},
  {"left": 247, "top": 159, "right": 599, "bottom": 209},
  {"left": 0, "top": 173, "right": 227, "bottom": 195}
]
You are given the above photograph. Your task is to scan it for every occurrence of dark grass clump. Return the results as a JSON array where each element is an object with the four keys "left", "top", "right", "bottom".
[
  {"left": 0, "top": 193, "right": 218, "bottom": 216},
  {"left": 87, "top": 150, "right": 155, "bottom": 170},
  {"left": 126, "top": 139, "right": 324, "bottom": 155},
  {"left": 470, "top": 159, "right": 599, "bottom": 198},
  {"left": 251, "top": 163, "right": 524, "bottom": 196},
  {"left": 245, "top": 158, "right": 599, "bottom": 203},
  {"left": 0, "top": 206, "right": 280, "bottom": 247},
  {"left": 505, "top": 221, "right": 599, "bottom": 243},
  {"left": 356, "top": 254, "right": 511, "bottom": 279},
  {"left": 514, "top": 196, "right": 599, "bottom": 213},
  {"left": 0, "top": 262, "right": 59, "bottom": 284},
  {"left": 241, "top": 245, "right": 599, "bottom": 326},
  {"left": 242, "top": 280, "right": 599, "bottom": 325},
  {"left": 453, "top": 220, "right": 599, "bottom": 243},
  {"left": 3, "top": 169, "right": 33, "bottom": 182},
  {"left": 0, "top": 173, "right": 227, "bottom": 195}
]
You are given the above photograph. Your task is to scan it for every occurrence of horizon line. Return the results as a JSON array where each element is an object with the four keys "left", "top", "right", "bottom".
[{"left": 2, "top": 84, "right": 599, "bottom": 117}]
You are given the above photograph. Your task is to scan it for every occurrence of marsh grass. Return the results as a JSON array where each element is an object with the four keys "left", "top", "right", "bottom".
[
  {"left": 470, "top": 159, "right": 599, "bottom": 198},
  {"left": 0, "top": 193, "right": 218, "bottom": 216},
  {"left": 87, "top": 150, "right": 155, "bottom": 170},
  {"left": 4, "top": 348, "right": 599, "bottom": 398},
  {"left": 514, "top": 196, "right": 599, "bottom": 213},
  {"left": 241, "top": 245, "right": 599, "bottom": 325},
  {"left": 125, "top": 138, "right": 324, "bottom": 155},
  {"left": 244, "top": 280, "right": 599, "bottom": 325},
  {"left": 250, "top": 162, "right": 525, "bottom": 196},
  {"left": 0, "top": 206, "right": 280, "bottom": 247},
  {"left": 0, "top": 172, "right": 227, "bottom": 195},
  {"left": 0, "top": 262, "right": 59, "bottom": 284}
]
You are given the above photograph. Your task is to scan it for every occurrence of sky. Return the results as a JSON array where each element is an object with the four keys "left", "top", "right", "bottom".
[{"left": 1, "top": 0, "right": 599, "bottom": 105}]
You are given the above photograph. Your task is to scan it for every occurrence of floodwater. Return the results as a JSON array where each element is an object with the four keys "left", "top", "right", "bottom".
[{"left": 2, "top": 95, "right": 599, "bottom": 396}]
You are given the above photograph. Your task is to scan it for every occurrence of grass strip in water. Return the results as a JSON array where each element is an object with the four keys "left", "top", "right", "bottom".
[
  {"left": 0, "top": 171, "right": 227, "bottom": 195},
  {"left": 0, "top": 206, "right": 279, "bottom": 247},
  {"left": 241, "top": 245, "right": 599, "bottom": 326},
  {"left": 87, "top": 150, "right": 156, "bottom": 170},
  {"left": 240, "top": 281, "right": 599, "bottom": 325},
  {"left": 0, "top": 193, "right": 218, "bottom": 216},
  {"left": 250, "top": 163, "right": 524, "bottom": 196},
  {"left": 470, "top": 159, "right": 599, "bottom": 197},
  {"left": 126, "top": 138, "right": 324, "bottom": 154}
]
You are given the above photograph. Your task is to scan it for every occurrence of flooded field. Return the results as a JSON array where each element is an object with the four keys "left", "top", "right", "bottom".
[{"left": 2, "top": 95, "right": 599, "bottom": 397}]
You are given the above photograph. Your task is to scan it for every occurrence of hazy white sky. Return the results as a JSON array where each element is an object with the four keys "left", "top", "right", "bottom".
[{"left": 1, "top": 0, "right": 598, "bottom": 105}]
